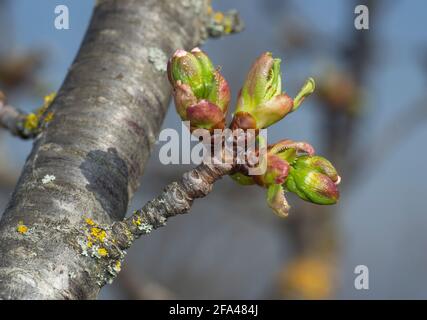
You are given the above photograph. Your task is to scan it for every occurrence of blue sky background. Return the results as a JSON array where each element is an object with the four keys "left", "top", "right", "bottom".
[{"left": 1, "top": 0, "right": 427, "bottom": 299}]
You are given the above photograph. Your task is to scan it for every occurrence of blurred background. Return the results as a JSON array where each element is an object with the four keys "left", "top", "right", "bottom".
[{"left": 1, "top": 0, "right": 427, "bottom": 299}]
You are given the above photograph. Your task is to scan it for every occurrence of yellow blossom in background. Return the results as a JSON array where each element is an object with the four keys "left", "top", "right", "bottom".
[{"left": 279, "top": 256, "right": 335, "bottom": 299}]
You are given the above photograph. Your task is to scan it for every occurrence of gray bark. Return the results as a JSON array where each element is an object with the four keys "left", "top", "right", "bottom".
[{"left": 0, "top": 0, "right": 211, "bottom": 299}]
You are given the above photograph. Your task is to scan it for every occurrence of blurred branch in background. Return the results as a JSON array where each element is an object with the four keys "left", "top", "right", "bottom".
[
  {"left": 349, "top": 96, "right": 427, "bottom": 186},
  {"left": 0, "top": 51, "right": 44, "bottom": 93},
  {"left": 0, "top": 0, "right": 33, "bottom": 190}
]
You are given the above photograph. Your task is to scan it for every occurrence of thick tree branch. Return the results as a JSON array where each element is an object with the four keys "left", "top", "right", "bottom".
[{"left": 0, "top": 0, "right": 231, "bottom": 300}]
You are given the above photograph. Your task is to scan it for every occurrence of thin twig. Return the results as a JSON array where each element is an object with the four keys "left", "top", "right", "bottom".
[{"left": 111, "top": 162, "right": 233, "bottom": 251}]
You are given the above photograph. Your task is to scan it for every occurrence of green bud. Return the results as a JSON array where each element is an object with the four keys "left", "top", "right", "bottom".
[
  {"left": 231, "top": 52, "right": 315, "bottom": 130},
  {"left": 237, "top": 52, "right": 282, "bottom": 109},
  {"left": 285, "top": 156, "right": 340, "bottom": 205},
  {"left": 233, "top": 52, "right": 286, "bottom": 129},
  {"left": 167, "top": 48, "right": 230, "bottom": 131},
  {"left": 293, "top": 155, "right": 339, "bottom": 183},
  {"left": 168, "top": 48, "right": 215, "bottom": 99}
]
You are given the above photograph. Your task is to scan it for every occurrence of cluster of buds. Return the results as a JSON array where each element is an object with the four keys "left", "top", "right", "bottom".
[
  {"left": 167, "top": 48, "right": 230, "bottom": 132},
  {"left": 245, "top": 140, "right": 340, "bottom": 217},
  {"left": 259, "top": 140, "right": 339, "bottom": 216},
  {"left": 167, "top": 49, "right": 341, "bottom": 217}
]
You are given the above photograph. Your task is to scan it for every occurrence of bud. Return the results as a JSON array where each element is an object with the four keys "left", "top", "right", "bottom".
[
  {"left": 285, "top": 155, "right": 340, "bottom": 205},
  {"left": 167, "top": 48, "right": 230, "bottom": 131},
  {"left": 238, "top": 52, "right": 282, "bottom": 109},
  {"left": 231, "top": 52, "right": 315, "bottom": 130}
]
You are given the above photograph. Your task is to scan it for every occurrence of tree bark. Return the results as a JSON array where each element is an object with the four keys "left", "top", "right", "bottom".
[{"left": 0, "top": 0, "right": 211, "bottom": 299}]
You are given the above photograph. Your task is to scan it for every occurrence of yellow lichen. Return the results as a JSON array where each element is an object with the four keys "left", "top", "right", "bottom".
[
  {"left": 24, "top": 113, "right": 39, "bottom": 131},
  {"left": 87, "top": 241, "right": 93, "bottom": 248},
  {"left": 213, "top": 12, "right": 224, "bottom": 23},
  {"left": 97, "top": 247, "right": 108, "bottom": 257},
  {"left": 43, "top": 92, "right": 56, "bottom": 106},
  {"left": 90, "top": 227, "right": 106, "bottom": 242},
  {"left": 224, "top": 17, "right": 233, "bottom": 34},
  {"left": 44, "top": 112, "right": 54, "bottom": 123},
  {"left": 23, "top": 93, "right": 56, "bottom": 133},
  {"left": 114, "top": 261, "right": 121, "bottom": 272},
  {"left": 132, "top": 216, "right": 142, "bottom": 226},
  {"left": 85, "top": 218, "right": 96, "bottom": 226},
  {"left": 16, "top": 221, "right": 28, "bottom": 234}
]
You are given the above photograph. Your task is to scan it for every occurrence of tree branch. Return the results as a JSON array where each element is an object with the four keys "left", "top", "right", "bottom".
[
  {"left": 0, "top": 0, "right": 233, "bottom": 300},
  {"left": 0, "top": 91, "right": 29, "bottom": 138},
  {"left": 112, "top": 162, "right": 232, "bottom": 251}
]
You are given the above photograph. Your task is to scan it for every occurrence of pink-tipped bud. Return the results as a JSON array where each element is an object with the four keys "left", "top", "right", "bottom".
[{"left": 167, "top": 48, "right": 230, "bottom": 132}]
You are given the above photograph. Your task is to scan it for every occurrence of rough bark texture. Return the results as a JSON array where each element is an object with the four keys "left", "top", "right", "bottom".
[{"left": 0, "top": 0, "right": 210, "bottom": 300}]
